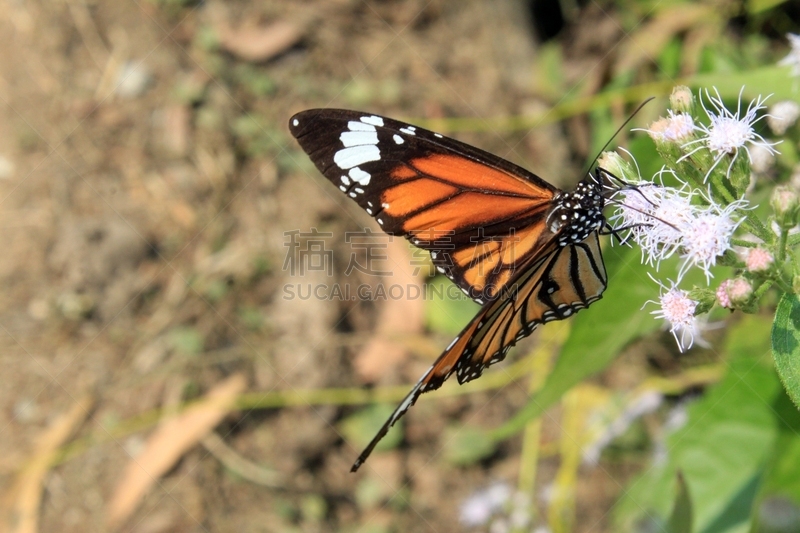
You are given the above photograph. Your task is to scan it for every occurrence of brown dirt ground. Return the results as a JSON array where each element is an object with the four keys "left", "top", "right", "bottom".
[{"left": 0, "top": 1, "right": 649, "bottom": 532}]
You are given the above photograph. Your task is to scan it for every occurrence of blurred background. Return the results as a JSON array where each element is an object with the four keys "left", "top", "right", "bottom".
[{"left": 1, "top": 1, "right": 799, "bottom": 532}]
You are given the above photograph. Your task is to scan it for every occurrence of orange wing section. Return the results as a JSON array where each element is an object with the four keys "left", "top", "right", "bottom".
[
  {"left": 447, "top": 223, "right": 550, "bottom": 298},
  {"left": 402, "top": 192, "right": 538, "bottom": 234},
  {"left": 409, "top": 154, "right": 554, "bottom": 198},
  {"left": 378, "top": 153, "right": 557, "bottom": 301}
]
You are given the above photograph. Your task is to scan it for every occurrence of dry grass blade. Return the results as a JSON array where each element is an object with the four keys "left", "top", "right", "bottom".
[
  {"left": 4, "top": 394, "right": 94, "bottom": 533},
  {"left": 614, "top": 4, "right": 716, "bottom": 74},
  {"left": 217, "top": 20, "right": 303, "bottom": 63},
  {"left": 106, "top": 374, "right": 246, "bottom": 529},
  {"left": 201, "top": 432, "right": 282, "bottom": 487}
]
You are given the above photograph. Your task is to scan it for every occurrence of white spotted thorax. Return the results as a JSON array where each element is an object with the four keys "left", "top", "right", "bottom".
[{"left": 548, "top": 179, "right": 606, "bottom": 247}]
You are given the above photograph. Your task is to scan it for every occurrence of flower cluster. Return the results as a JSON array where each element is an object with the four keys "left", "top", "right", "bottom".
[
  {"left": 459, "top": 482, "right": 545, "bottom": 532},
  {"left": 603, "top": 39, "right": 800, "bottom": 351},
  {"left": 608, "top": 172, "right": 746, "bottom": 283}
]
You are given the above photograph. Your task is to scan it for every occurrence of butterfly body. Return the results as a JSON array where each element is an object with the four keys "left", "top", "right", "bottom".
[{"left": 289, "top": 109, "right": 610, "bottom": 471}]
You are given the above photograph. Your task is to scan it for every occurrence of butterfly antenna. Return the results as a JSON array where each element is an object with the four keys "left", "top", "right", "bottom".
[{"left": 581, "top": 97, "right": 655, "bottom": 181}]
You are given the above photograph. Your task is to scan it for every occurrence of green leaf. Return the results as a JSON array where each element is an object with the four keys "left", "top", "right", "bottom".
[
  {"left": 669, "top": 472, "right": 694, "bottom": 533},
  {"left": 614, "top": 357, "right": 782, "bottom": 533},
  {"left": 690, "top": 67, "right": 796, "bottom": 103},
  {"left": 491, "top": 244, "right": 660, "bottom": 440},
  {"left": 425, "top": 275, "right": 480, "bottom": 335},
  {"left": 168, "top": 326, "right": 204, "bottom": 355},
  {"left": 772, "top": 293, "right": 800, "bottom": 410},
  {"left": 339, "top": 404, "right": 403, "bottom": 453},
  {"left": 751, "top": 386, "right": 800, "bottom": 532},
  {"left": 746, "top": 0, "right": 788, "bottom": 14},
  {"left": 441, "top": 425, "right": 496, "bottom": 466}
]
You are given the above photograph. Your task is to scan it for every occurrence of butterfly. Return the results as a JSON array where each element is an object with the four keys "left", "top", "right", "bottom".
[{"left": 290, "top": 109, "right": 615, "bottom": 472}]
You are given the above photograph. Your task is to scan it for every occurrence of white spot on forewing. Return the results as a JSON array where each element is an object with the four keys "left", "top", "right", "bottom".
[
  {"left": 341, "top": 175, "right": 350, "bottom": 185},
  {"left": 377, "top": 218, "right": 384, "bottom": 225},
  {"left": 366, "top": 208, "right": 373, "bottom": 214},
  {"left": 339, "top": 185, "right": 347, "bottom": 191},
  {"left": 393, "top": 134, "right": 404, "bottom": 144},
  {"left": 407, "top": 126, "right": 416, "bottom": 131},
  {"left": 355, "top": 187, "right": 364, "bottom": 193},
  {"left": 334, "top": 145, "right": 380, "bottom": 169},
  {"left": 381, "top": 203, "right": 389, "bottom": 208},
  {"left": 340, "top": 131, "right": 379, "bottom": 147},
  {"left": 446, "top": 336, "right": 459, "bottom": 351},
  {"left": 348, "top": 121, "right": 376, "bottom": 132},
  {"left": 349, "top": 166, "right": 371, "bottom": 185},
  {"left": 431, "top": 252, "right": 438, "bottom": 259},
  {"left": 434, "top": 133, "right": 443, "bottom": 138},
  {"left": 292, "top": 118, "right": 299, "bottom": 126},
  {"left": 399, "top": 127, "right": 416, "bottom": 135},
  {"left": 361, "top": 115, "right": 384, "bottom": 127},
  {"left": 349, "top": 192, "right": 357, "bottom": 198}
]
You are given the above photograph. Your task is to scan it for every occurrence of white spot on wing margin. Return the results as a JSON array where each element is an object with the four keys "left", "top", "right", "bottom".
[{"left": 361, "top": 115, "right": 384, "bottom": 127}]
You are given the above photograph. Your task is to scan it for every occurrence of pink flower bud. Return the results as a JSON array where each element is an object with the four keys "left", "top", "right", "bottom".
[
  {"left": 728, "top": 277, "right": 753, "bottom": 306},
  {"left": 716, "top": 280, "right": 732, "bottom": 308},
  {"left": 669, "top": 86, "right": 694, "bottom": 113},
  {"left": 745, "top": 248, "right": 773, "bottom": 272}
]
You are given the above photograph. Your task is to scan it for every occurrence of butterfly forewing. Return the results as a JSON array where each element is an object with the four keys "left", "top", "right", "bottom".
[{"left": 289, "top": 109, "right": 557, "bottom": 301}]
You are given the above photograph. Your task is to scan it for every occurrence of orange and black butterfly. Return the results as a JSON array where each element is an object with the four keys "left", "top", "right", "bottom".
[{"left": 290, "top": 109, "right": 612, "bottom": 471}]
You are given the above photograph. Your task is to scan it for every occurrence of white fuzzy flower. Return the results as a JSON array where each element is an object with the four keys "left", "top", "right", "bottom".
[
  {"left": 680, "top": 88, "right": 779, "bottom": 181},
  {"left": 779, "top": 33, "right": 800, "bottom": 78},
  {"left": 583, "top": 390, "right": 663, "bottom": 465},
  {"left": 749, "top": 143, "right": 775, "bottom": 174},
  {"left": 609, "top": 174, "right": 700, "bottom": 269},
  {"left": 459, "top": 482, "right": 511, "bottom": 527},
  {"left": 768, "top": 101, "right": 800, "bottom": 135},
  {"left": 648, "top": 278, "right": 704, "bottom": 352},
  {"left": 678, "top": 199, "right": 747, "bottom": 281}
]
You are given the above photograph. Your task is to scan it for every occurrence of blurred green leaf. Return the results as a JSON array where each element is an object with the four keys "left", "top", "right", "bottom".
[
  {"left": 728, "top": 314, "right": 773, "bottom": 361},
  {"left": 300, "top": 494, "right": 327, "bottom": 523},
  {"left": 690, "top": 67, "right": 796, "bottom": 102},
  {"left": 355, "top": 476, "right": 388, "bottom": 510},
  {"left": 234, "top": 64, "right": 277, "bottom": 97},
  {"left": 441, "top": 425, "right": 496, "bottom": 466},
  {"left": 751, "top": 390, "right": 800, "bottom": 532},
  {"left": 746, "top": 0, "right": 788, "bottom": 14},
  {"left": 204, "top": 279, "right": 229, "bottom": 302},
  {"left": 238, "top": 306, "right": 264, "bottom": 330},
  {"left": 615, "top": 356, "right": 782, "bottom": 532},
  {"left": 668, "top": 472, "right": 694, "bottom": 533},
  {"left": 425, "top": 275, "right": 480, "bottom": 336},
  {"left": 193, "top": 24, "right": 219, "bottom": 52},
  {"left": 168, "top": 326, "right": 204, "bottom": 355},
  {"left": 772, "top": 294, "right": 800, "bottom": 410},
  {"left": 659, "top": 38, "right": 683, "bottom": 81},
  {"left": 492, "top": 244, "right": 660, "bottom": 440},
  {"left": 339, "top": 404, "right": 403, "bottom": 453},
  {"left": 532, "top": 41, "right": 564, "bottom": 99}
]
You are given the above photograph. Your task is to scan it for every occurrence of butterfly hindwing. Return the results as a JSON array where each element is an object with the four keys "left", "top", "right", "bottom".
[
  {"left": 289, "top": 109, "right": 558, "bottom": 301},
  {"left": 350, "top": 233, "right": 607, "bottom": 471}
]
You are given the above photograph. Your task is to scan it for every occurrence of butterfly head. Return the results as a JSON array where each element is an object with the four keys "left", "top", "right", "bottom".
[{"left": 549, "top": 179, "right": 606, "bottom": 247}]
